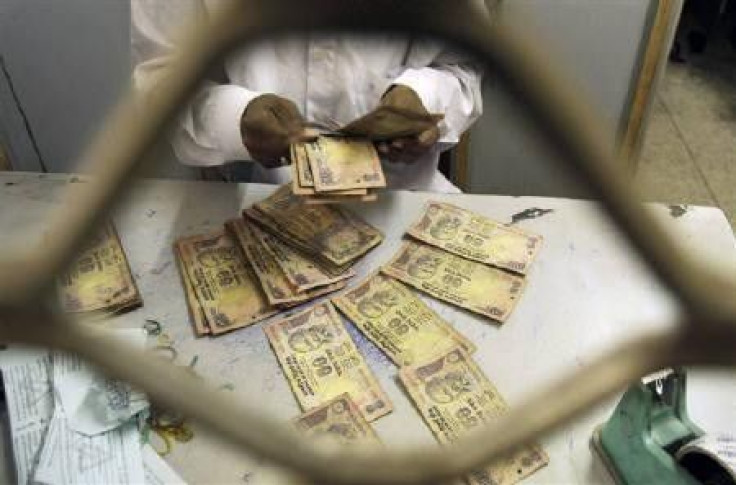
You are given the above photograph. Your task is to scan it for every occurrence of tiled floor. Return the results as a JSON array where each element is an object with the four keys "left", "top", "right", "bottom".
[{"left": 635, "top": 44, "right": 736, "bottom": 229}]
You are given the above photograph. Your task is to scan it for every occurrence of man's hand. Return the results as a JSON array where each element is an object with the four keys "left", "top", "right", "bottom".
[
  {"left": 371, "top": 85, "right": 441, "bottom": 164},
  {"left": 240, "top": 94, "right": 316, "bottom": 168},
  {"left": 376, "top": 125, "right": 440, "bottom": 164}
]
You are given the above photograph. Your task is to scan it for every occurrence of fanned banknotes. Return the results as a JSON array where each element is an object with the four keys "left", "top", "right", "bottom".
[
  {"left": 381, "top": 240, "right": 525, "bottom": 323},
  {"left": 332, "top": 272, "right": 475, "bottom": 366},
  {"left": 175, "top": 231, "right": 276, "bottom": 335},
  {"left": 291, "top": 137, "right": 385, "bottom": 204},
  {"left": 249, "top": 222, "right": 354, "bottom": 291},
  {"left": 58, "top": 223, "right": 142, "bottom": 316},
  {"left": 293, "top": 392, "right": 382, "bottom": 447},
  {"left": 250, "top": 185, "right": 383, "bottom": 267},
  {"left": 227, "top": 218, "right": 347, "bottom": 307},
  {"left": 407, "top": 202, "right": 542, "bottom": 275},
  {"left": 264, "top": 302, "right": 392, "bottom": 422},
  {"left": 399, "top": 348, "right": 549, "bottom": 485}
]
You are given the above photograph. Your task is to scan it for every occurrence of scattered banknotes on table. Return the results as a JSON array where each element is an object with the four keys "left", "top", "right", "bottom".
[
  {"left": 399, "top": 348, "right": 548, "bottom": 485},
  {"left": 291, "top": 137, "right": 385, "bottom": 204},
  {"left": 382, "top": 240, "right": 526, "bottom": 323},
  {"left": 58, "top": 223, "right": 142, "bottom": 316},
  {"left": 407, "top": 201, "right": 543, "bottom": 275},
  {"left": 332, "top": 272, "right": 475, "bottom": 366},
  {"left": 293, "top": 392, "right": 382, "bottom": 447},
  {"left": 264, "top": 302, "right": 392, "bottom": 422}
]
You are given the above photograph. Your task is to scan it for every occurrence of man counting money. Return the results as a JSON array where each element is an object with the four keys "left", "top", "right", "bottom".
[{"left": 131, "top": 1, "right": 486, "bottom": 193}]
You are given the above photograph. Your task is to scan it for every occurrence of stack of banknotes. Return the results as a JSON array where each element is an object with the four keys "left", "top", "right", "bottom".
[
  {"left": 381, "top": 201, "right": 544, "bottom": 323},
  {"left": 59, "top": 223, "right": 142, "bottom": 317},
  {"left": 290, "top": 136, "right": 386, "bottom": 204},
  {"left": 174, "top": 184, "right": 383, "bottom": 336}
]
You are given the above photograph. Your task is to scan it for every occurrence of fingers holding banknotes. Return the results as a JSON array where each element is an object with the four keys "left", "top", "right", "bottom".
[
  {"left": 376, "top": 125, "right": 440, "bottom": 164},
  {"left": 241, "top": 94, "right": 317, "bottom": 167}
]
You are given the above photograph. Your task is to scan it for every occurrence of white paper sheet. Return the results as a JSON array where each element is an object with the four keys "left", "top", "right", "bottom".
[
  {"left": 142, "top": 444, "right": 187, "bottom": 485},
  {"left": 33, "top": 406, "right": 144, "bottom": 485},
  {"left": 1, "top": 329, "right": 150, "bottom": 485},
  {"left": 55, "top": 330, "right": 148, "bottom": 436},
  {"left": 0, "top": 349, "right": 53, "bottom": 485}
]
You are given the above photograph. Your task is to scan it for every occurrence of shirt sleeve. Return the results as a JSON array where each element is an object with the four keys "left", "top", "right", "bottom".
[
  {"left": 391, "top": 44, "right": 484, "bottom": 147},
  {"left": 131, "top": 0, "right": 262, "bottom": 166}
]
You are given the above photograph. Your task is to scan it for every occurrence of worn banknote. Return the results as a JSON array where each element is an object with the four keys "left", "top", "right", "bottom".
[
  {"left": 252, "top": 185, "right": 383, "bottom": 265},
  {"left": 228, "top": 218, "right": 347, "bottom": 306},
  {"left": 250, "top": 223, "right": 354, "bottom": 292},
  {"left": 264, "top": 302, "right": 392, "bottom": 422},
  {"left": 382, "top": 241, "right": 525, "bottom": 323},
  {"left": 244, "top": 208, "right": 355, "bottom": 277},
  {"left": 293, "top": 392, "right": 382, "bottom": 447},
  {"left": 399, "top": 348, "right": 548, "bottom": 485},
  {"left": 175, "top": 231, "right": 277, "bottom": 335},
  {"left": 332, "top": 273, "right": 475, "bottom": 366},
  {"left": 407, "top": 202, "right": 543, "bottom": 274},
  {"left": 291, "top": 144, "right": 368, "bottom": 197},
  {"left": 59, "top": 223, "right": 142, "bottom": 315},
  {"left": 306, "top": 137, "right": 385, "bottom": 192},
  {"left": 174, "top": 244, "right": 209, "bottom": 336}
]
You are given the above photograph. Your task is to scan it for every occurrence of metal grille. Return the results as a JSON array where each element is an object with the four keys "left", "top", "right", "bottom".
[{"left": 1, "top": 1, "right": 734, "bottom": 483}]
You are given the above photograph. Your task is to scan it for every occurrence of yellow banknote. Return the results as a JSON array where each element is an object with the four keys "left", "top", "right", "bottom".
[
  {"left": 407, "top": 202, "right": 543, "bottom": 275},
  {"left": 175, "top": 231, "right": 277, "bottom": 335},
  {"left": 250, "top": 223, "right": 354, "bottom": 292},
  {"left": 399, "top": 348, "right": 548, "bottom": 485},
  {"left": 306, "top": 137, "right": 386, "bottom": 192},
  {"left": 293, "top": 392, "right": 382, "bottom": 447},
  {"left": 332, "top": 272, "right": 475, "bottom": 366},
  {"left": 253, "top": 185, "right": 383, "bottom": 266},
  {"left": 291, "top": 146, "right": 368, "bottom": 197},
  {"left": 59, "top": 223, "right": 142, "bottom": 315},
  {"left": 227, "top": 218, "right": 306, "bottom": 306},
  {"left": 381, "top": 241, "right": 525, "bottom": 323},
  {"left": 243, "top": 208, "right": 357, "bottom": 277},
  {"left": 264, "top": 302, "right": 392, "bottom": 422},
  {"left": 174, "top": 244, "right": 209, "bottom": 336}
]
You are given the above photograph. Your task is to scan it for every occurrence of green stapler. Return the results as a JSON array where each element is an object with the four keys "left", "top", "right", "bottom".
[{"left": 592, "top": 368, "right": 732, "bottom": 485}]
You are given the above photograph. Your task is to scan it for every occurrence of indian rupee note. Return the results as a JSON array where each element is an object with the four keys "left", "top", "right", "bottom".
[
  {"left": 293, "top": 392, "right": 382, "bottom": 447},
  {"left": 264, "top": 302, "right": 392, "bottom": 422},
  {"left": 332, "top": 272, "right": 475, "bottom": 366},
  {"left": 58, "top": 223, "right": 142, "bottom": 315},
  {"left": 381, "top": 241, "right": 525, "bottom": 323},
  {"left": 253, "top": 185, "right": 383, "bottom": 265},
  {"left": 175, "top": 231, "right": 277, "bottom": 335},
  {"left": 250, "top": 223, "right": 354, "bottom": 292},
  {"left": 306, "top": 137, "right": 386, "bottom": 192},
  {"left": 399, "top": 348, "right": 548, "bottom": 485},
  {"left": 407, "top": 202, "right": 542, "bottom": 275},
  {"left": 174, "top": 244, "right": 209, "bottom": 336}
]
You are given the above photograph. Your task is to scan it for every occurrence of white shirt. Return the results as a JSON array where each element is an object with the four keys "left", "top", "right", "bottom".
[{"left": 131, "top": 0, "right": 485, "bottom": 192}]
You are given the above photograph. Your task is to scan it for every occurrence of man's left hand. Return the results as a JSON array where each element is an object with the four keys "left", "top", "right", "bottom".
[{"left": 376, "top": 125, "right": 440, "bottom": 164}]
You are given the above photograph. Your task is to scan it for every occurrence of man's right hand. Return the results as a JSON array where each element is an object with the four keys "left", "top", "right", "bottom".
[{"left": 240, "top": 94, "right": 316, "bottom": 168}]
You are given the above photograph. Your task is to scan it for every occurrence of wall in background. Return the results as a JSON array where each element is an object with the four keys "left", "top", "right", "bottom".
[
  {"left": 0, "top": 0, "right": 130, "bottom": 173},
  {"left": 464, "top": 0, "right": 657, "bottom": 197}
]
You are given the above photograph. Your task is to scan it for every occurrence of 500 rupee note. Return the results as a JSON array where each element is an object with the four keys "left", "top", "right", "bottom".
[
  {"left": 407, "top": 202, "right": 542, "bottom": 275},
  {"left": 399, "top": 348, "right": 548, "bottom": 485},
  {"left": 381, "top": 241, "right": 525, "bottom": 323},
  {"left": 264, "top": 302, "right": 392, "bottom": 422},
  {"left": 333, "top": 272, "right": 474, "bottom": 366}
]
